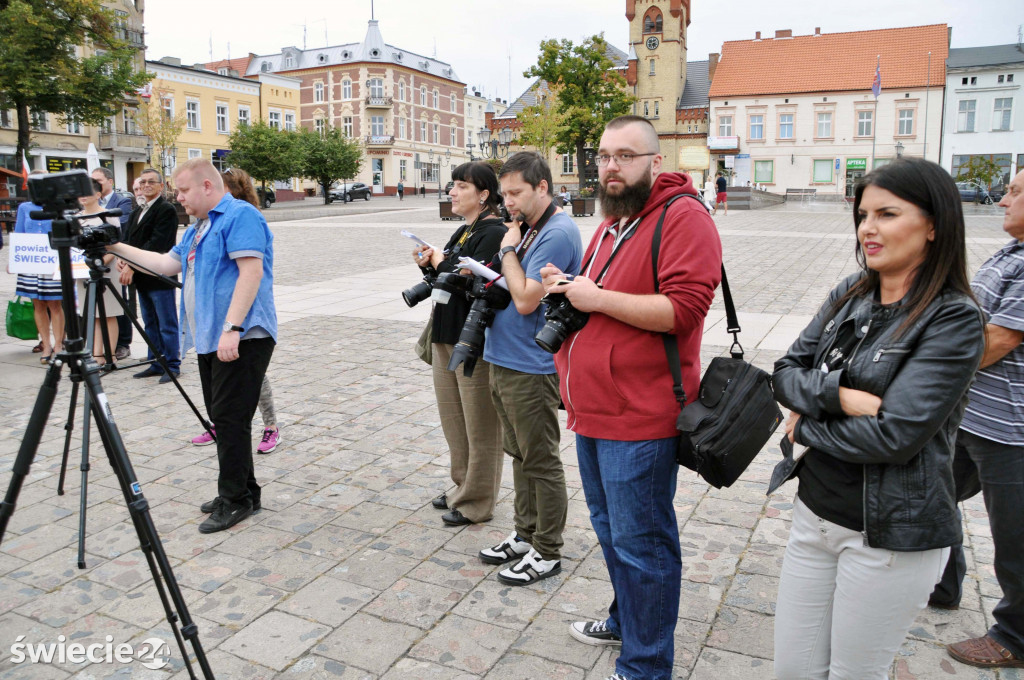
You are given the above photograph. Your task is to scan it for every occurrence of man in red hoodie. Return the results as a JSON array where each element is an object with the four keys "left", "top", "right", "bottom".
[{"left": 541, "top": 116, "right": 722, "bottom": 680}]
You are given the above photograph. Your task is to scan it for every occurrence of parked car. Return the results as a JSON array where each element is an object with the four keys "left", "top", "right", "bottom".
[
  {"left": 989, "top": 187, "right": 1005, "bottom": 202},
  {"left": 256, "top": 186, "right": 276, "bottom": 209},
  {"left": 956, "top": 181, "right": 993, "bottom": 204},
  {"left": 329, "top": 182, "right": 372, "bottom": 202}
]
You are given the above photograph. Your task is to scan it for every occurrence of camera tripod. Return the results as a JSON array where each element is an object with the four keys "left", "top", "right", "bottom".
[{"left": 0, "top": 211, "right": 215, "bottom": 679}]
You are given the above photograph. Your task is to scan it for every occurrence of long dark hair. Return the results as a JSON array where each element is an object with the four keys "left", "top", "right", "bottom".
[
  {"left": 451, "top": 161, "right": 503, "bottom": 216},
  {"left": 835, "top": 157, "right": 975, "bottom": 336}
]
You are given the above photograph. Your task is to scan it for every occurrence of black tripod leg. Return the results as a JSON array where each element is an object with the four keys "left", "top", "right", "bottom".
[
  {"left": 0, "top": 360, "right": 63, "bottom": 541},
  {"left": 76, "top": 385, "right": 92, "bottom": 570},
  {"left": 78, "top": 360, "right": 214, "bottom": 679},
  {"left": 57, "top": 380, "right": 79, "bottom": 496}
]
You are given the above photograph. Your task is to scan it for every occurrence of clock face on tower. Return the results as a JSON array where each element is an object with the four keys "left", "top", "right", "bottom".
[{"left": 646, "top": 36, "right": 660, "bottom": 51}]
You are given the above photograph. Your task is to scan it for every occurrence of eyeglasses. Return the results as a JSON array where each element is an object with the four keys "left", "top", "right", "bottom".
[
  {"left": 595, "top": 152, "right": 656, "bottom": 167},
  {"left": 137, "top": 179, "right": 161, "bottom": 185}
]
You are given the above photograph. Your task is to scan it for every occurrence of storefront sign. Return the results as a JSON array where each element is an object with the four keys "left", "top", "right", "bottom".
[
  {"left": 708, "top": 136, "right": 739, "bottom": 151},
  {"left": 846, "top": 158, "right": 867, "bottom": 171},
  {"left": 724, "top": 156, "right": 735, "bottom": 169}
]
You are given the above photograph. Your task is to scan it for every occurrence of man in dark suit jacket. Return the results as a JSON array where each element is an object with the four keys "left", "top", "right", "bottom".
[
  {"left": 92, "top": 167, "right": 136, "bottom": 359},
  {"left": 118, "top": 169, "right": 181, "bottom": 383}
]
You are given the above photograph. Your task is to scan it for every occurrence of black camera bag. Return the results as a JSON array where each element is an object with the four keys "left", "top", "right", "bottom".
[{"left": 653, "top": 195, "right": 783, "bottom": 488}]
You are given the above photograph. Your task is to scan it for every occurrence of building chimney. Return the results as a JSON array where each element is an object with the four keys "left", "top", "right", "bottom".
[
  {"left": 708, "top": 53, "right": 719, "bottom": 82},
  {"left": 754, "top": 31, "right": 761, "bottom": 40},
  {"left": 814, "top": 27, "right": 821, "bottom": 36},
  {"left": 775, "top": 29, "right": 792, "bottom": 39}
]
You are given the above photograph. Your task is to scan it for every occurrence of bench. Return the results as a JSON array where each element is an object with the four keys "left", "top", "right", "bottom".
[{"left": 785, "top": 188, "right": 817, "bottom": 201}]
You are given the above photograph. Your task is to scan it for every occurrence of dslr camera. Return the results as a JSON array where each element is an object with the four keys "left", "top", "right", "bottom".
[
  {"left": 447, "top": 274, "right": 512, "bottom": 377},
  {"left": 535, "top": 276, "right": 589, "bottom": 354}
]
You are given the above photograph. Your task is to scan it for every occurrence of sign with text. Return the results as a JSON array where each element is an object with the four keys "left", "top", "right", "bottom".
[
  {"left": 846, "top": 158, "right": 867, "bottom": 171},
  {"left": 8, "top": 233, "right": 87, "bottom": 278}
]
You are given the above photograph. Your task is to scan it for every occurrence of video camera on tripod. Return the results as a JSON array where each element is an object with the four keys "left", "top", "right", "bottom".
[{"left": 28, "top": 169, "right": 122, "bottom": 254}]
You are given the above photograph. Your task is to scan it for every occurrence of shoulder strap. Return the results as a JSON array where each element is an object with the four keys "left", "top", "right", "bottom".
[{"left": 651, "top": 193, "right": 742, "bottom": 409}]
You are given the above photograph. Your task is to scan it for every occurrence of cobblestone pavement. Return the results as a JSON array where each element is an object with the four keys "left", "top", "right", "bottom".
[{"left": 0, "top": 201, "right": 1016, "bottom": 679}]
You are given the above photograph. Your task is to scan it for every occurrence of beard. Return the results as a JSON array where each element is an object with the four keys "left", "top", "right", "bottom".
[{"left": 597, "top": 170, "right": 653, "bottom": 220}]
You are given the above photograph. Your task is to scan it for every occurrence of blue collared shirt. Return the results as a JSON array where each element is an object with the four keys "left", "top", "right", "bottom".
[
  {"left": 170, "top": 194, "right": 277, "bottom": 354},
  {"left": 14, "top": 202, "right": 52, "bottom": 234}
]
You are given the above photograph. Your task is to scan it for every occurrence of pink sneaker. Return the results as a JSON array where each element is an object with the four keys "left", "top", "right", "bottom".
[
  {"left": 257, "top": 428, "right": 280, "bottom": 454},
  {"left": 191, "top": 428, "right": 216, "bottom": 446}
]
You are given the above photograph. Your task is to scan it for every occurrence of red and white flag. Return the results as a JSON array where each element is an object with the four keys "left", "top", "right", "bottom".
[{"left": 21, "top": 150, "right": 30, "bottom": 190}]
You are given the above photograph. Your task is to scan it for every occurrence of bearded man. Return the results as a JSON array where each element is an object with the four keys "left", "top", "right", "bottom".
[{"left": 540, "top": 115, "right": 722, "bottom": 680}]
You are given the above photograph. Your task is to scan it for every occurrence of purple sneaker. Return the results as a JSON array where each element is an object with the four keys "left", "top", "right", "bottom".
[
  {"left": 257, "top": 428, "right": 280, "bottom": 454},
  {"left": 191, "top": 428, "right": 216, "bottom": 446}
]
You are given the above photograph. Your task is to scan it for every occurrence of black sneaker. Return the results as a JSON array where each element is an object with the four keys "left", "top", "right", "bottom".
[
  {"left": 198, "top": 500, "right": 253, "bottom": 534},
  {"left": 200, "top": 496, "right": 261, "bottom": 514},
  {"left": 441, "top": 509, "right": 473, "bottom": 526},
  {"left": 570, "top": 620, "right": 622, "bottom": 647}
]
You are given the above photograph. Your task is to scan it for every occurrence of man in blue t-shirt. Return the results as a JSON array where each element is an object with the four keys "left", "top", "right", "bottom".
[{"left": 478, "top": 152, "right": 583, "bottom": 586}]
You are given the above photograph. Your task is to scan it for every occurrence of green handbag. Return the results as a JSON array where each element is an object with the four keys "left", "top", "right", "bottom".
[{"left": 6, "top": 296, "right": 39, "bottom": 341}]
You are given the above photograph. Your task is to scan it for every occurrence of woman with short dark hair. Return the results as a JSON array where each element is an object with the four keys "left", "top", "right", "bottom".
[
  {"left": 413, "top": 161, "right": 506, "bottom": 525},
  {"left": 771, "top": 158, "right": 986, "bottom": 679}
]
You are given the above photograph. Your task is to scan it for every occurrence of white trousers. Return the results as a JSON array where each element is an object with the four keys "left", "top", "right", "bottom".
[{"left": 774, "top": 496, "right": 949, "bottom": 680}]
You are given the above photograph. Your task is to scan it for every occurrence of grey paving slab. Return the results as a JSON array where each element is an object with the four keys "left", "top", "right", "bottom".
[{"left": 0, "top": 205, "right": 1010, "bottom": 678}]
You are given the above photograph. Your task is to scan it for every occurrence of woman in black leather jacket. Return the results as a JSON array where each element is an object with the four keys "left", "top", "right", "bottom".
[
  {"left": 771, "top": 158, "right": 985, "bottom": 680},
  {"left": 412, "top": 162, "right": 506, "bottom": 526}
]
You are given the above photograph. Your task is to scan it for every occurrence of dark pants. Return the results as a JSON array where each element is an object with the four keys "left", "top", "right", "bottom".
[
  {"left": 137, "top": 287, "right": 180, "bottom": 373},
  {"left": 933, "top": 429, "right": 1024, "bottom": 657},
  {"left": 197, "top": 337, "right": 274, "bottom": 507},
  {"left": 116, "top": 285, "right": 133, "bottom": 348}
]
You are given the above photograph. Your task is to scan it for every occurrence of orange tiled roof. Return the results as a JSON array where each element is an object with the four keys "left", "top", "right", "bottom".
[
  {"left": 202, "top": 56, "right": 253, "bottom": 75},
  {"left": 709, "top": 24, "right": 947, "bottom": 98}
]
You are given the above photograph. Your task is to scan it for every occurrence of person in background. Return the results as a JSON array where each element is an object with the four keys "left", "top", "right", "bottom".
[
  {"left": 397, "top": 180, "right": 405, "bottom": 201},
  {"left": 412, "top": 161, "right": 506, "bottom": 526},
  {"left": 11, "top": 171, "right": 63, "bottom": 363},
  {"left": 76, "top": 178, "right": 124, "bottom": 365},
  {"left": 702, "top": 174, "right": 716, "bottom": 214},
  {"left": 189, "top": 167, "right": 281, "bottom": 453},
  {"left": 714, "top": 171, "right": 728, "bottom": 216},
  {"left": 770, "top": 158, "right": 985, "bottom": 679},
  {"left": 91, "top": 167, "right": 133, "bottom": 360}
]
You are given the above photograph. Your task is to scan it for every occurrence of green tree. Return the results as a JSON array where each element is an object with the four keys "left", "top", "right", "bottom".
[
  {"left": 956, "top": 156, "right": 1003, "bottom": 203},
  {"left": 526, "top": 34, "right": 634, "bottom": 189},
  {"left": 517, "top": 82, "right": 567, "bottom": 159},
  {"left": 0, "top": 0, "right": 152, "bottom": 173},
  {"left": 226, "top": 120, "right": 301, "bottom": 199},
  {"left": 295, "top": 126, "right": 363, "bottom": 204},
  {"left": 133, "top": 88, "right": 186, "bottom": 174}
]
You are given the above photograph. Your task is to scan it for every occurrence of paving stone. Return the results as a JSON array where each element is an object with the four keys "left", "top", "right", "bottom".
[
  {"left": 380, "top": 657, "right": 479, "bottom": 679},
  {"left": 705, "top": 606, "right": 774, "bottom": 660},
  {"left": 257, "top": 502, "right": 339, "bottom": 535},
  {"left": 509, "top": 609, "right": 605, "bottom": 669},
  {"left": 406, "top": 551, "right": 493, "bottom": 593},
  {"left": 314, "top": 613, "right": 421, "bottom": 674},
  {"left": 276, "top": 575, "right": 379, "bottom": 626},
  {"left": 690, "top": 647, "right": 774, "bottom": 680},
  {"left": 219, "top": 610, "right": 330, "bottom": 671},
  {"left": 172, "top": 551, "right": 256, "bottom": 594},
  {"left": 482, "top": 653, "right": 587, "bottom": 680},
  {"left": 362, "top": 577, "right": 462, "bottom": 629},
  {"left": 408, "top": 614, "right": 519, "bottom": 673},
  {"left": 14, "top": 578, "right": 121, "bottom": 627},
  {"left": 724, "top": 573, "right": 778, "bottom": 615},
  {"left": 241, "top": 547, "right": 334, "bottom": 592},
  {"left": 892, "top": 638, "right": 1000, "bottom": 679},
  {"left": 191, "top": 576, "right": 285, "bottom": 627},
  {"left": 455, "top": 577, "right": 555, "bottom": 631},
  {"left": 331, "top": 501, "right": 412, "bottom": 535},
  {"left": 368, "top": 521, "right": 452, "bottom": 560},
  {"left": 279, "top": 654, "right": 376, "bottom": 678}
]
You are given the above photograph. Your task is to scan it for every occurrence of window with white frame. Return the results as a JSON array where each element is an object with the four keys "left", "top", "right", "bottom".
[
  {"left": 958, "top": 100, "right": 976, "bottom": 132},
  {"left": 399, "top": 81, "right": 406, "bottom": 101},
  {"left": 284, "top": 55, "right": 295, "bottom": 68},
  {"left": 857, "top": 110, "right": 873, "bottom": 137},
  {"left": 451, "top": 93, "right": 457, "bottom": 111},
  {"left": 123, "top": 107, "right": 138, "bottom": 134},
  {"left": 897, "top": 109, "right": 914, "bottom": 135},
  {"left": 371, "top": 115, "right": 385, "bottom": 136},
  {"left": 650, "top": 59, "right": 656, "bottom": 75},
  {"left": 655, "top": 101, "right": 660, "bottom": 117},
  {"left": 450, "top": 126, "right": 457, "bottom": 146},
  {"left": 161, "top": 96, "right": 173, "bottom": 120},
  {"left": 0, "top": 110, "right": 10, "bottom": 127},
  {"left": 188, "top": 148, "right": 202, "bottom": 160},
  {"left": 216, "top": 103, "right": 228, "bottom": 133},
  {"left": 238, "top": 106, "right": 250, "bottom": 127},
  {"left": 812, "top": 159, "right": 833, "bottom": 183},
  {"left": 314, "top": 118, "right": 325, "bottom": 136},
  {"left": 816, "top": 111, "right": 832, "bottom": 138},
  {"left": 186, "top": 100, "right": 199, "bottom": 130},
  {"left": 284, "top": 111, "right": 295, "bottom": 131},
  {"left": 268, "top": 109, "right": 281, "bottom": 130},
  {"left": 749, "top": 114, "right": 763, "bottom": 140},
  {"left": 342, "top": 80, "right": 352, "bottom": 99},
  {"left": 400, "top": 159, "right": 407, "bottom": 181},
  {"left": 398, "top": 118, "right": 406, "bottom": 139},
  {"left": 753, "top": 160, "right": 773, "bottom": 183},
  {"left": 420, "top": 86, "right": 427, "bottom": 106},
  {"left": 369, "top": 78, "right": 384, "bottom": 98},
  {"left": 314, "top": 82, "right": 324, "bottom": 102},
  {"left": 432, "top": 123, "right": 439, "bottom": 144},
  {"left": 433, "top": 90, "right": 439, "bottom": 108},
  {"left": 644, "top": 101, "right": 649, "bottom": 117},
  {"left": 420, "top": 121, "right": 426, "bottom": 141},
  {"left": 779, "top": 113, "right": 794, "bottom": 139},
  {"left": 562, "top": 153, "right": 574, "bottom": 175},
  {"left": 343, "top": 116, "right": 353, "bottom": 137},
  {"left": 993, "top": 98, "right": 1013, "bottom": 131},
  {"left": 718, "top": 115, "right": 732, "bottom": 136},
  {"left": 66, "top": 120, "right": 82, "bottom": 134}
]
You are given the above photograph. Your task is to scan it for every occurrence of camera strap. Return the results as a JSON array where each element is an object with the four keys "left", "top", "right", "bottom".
[
  {"left": 515, "top": 201, "right": 557, "bottom": 259},
  {"left": 580, "top": 215, "right": 642, "bottom": 286}
]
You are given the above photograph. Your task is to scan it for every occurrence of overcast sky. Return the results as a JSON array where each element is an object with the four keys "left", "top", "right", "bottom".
[{"left": 146, "top": 0, "right": 1023, "bottom": 103}]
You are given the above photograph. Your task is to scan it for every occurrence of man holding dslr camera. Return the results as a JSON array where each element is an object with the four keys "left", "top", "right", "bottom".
[
  {"left": 476, "top": 152, "right": 583, "bottom": 586},
  {"left": 541, "top": 116, "right": 721, "bottom": 680}
]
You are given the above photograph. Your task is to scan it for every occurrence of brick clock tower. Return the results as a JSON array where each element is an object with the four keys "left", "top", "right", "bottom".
[{"left": 626, "top": 0, "right": 699, "bottom": 175}]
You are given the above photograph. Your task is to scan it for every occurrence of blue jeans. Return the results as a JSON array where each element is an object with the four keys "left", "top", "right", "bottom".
[
  {"left": 577, "top": 435, "right": 681, "bottom": 680},
  {"left": 137, "top": 287, "right": 180, "bottom": 373}
]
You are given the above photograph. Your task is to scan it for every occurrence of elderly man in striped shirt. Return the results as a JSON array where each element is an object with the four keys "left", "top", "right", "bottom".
[{"left": 935, "top": 169, "right": 1024, "bottom": 670}]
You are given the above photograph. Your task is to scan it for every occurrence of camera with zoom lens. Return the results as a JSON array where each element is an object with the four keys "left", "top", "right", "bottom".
[
  {"left": 27, "top": 170, "right": 122, "bottom": 253},
  {"left": 402, "top": 274, "right": 437, "bottom": 307},
  {"left": 447, "top": 276, "right": 512, "bottom": 377},
  {"left": 535, "top": 281, "right": 590, "bottom": 354}
]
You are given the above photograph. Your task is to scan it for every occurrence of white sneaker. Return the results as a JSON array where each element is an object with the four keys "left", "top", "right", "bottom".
[
  {"left": 570, "top": 620, "right": 622, "bottom": 647},
  {"left": 497, "top": 547, "right": 561, "bottom": 586},
  {"left": 479, "top": 531, "right": 532, "bottom": 565}
]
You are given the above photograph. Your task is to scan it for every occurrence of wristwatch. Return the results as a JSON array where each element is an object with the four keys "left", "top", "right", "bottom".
[
  {"left": 500, "top": 245, "right": 517, "bottom": 259},
  {"left": 222, "top": 322, "right": 244, "bottom": 333}
]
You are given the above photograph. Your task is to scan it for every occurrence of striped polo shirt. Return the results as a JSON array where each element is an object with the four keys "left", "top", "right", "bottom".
[{"left": 961, "top": 239, "right": 1024, "bottom": 445}]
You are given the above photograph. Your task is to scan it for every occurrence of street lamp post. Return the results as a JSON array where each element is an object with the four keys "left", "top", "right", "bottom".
[
  {"left": 429, "top": 148, "right": 452, "bottom": 201},
  {"left": 895, "top": 141, "right": 905, "bottom": 159},
  {"left": 478, "top": 127, "right": 514, "bottom": 159}
]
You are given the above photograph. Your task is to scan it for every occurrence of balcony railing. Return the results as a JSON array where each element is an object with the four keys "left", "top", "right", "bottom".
[
  {"left": 364, "top": 135, "right": 395, "bottom": 145},
  {"left": 98, "top": 132, "right": 150, "bottom": 154},
  {"left": 365, "top": 96, "right": 393, "bottom": 107}
]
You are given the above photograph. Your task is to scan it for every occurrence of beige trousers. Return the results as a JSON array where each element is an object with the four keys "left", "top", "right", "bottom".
[{"left": 432, "top": 343, "right": 503, "bottom": 522}]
